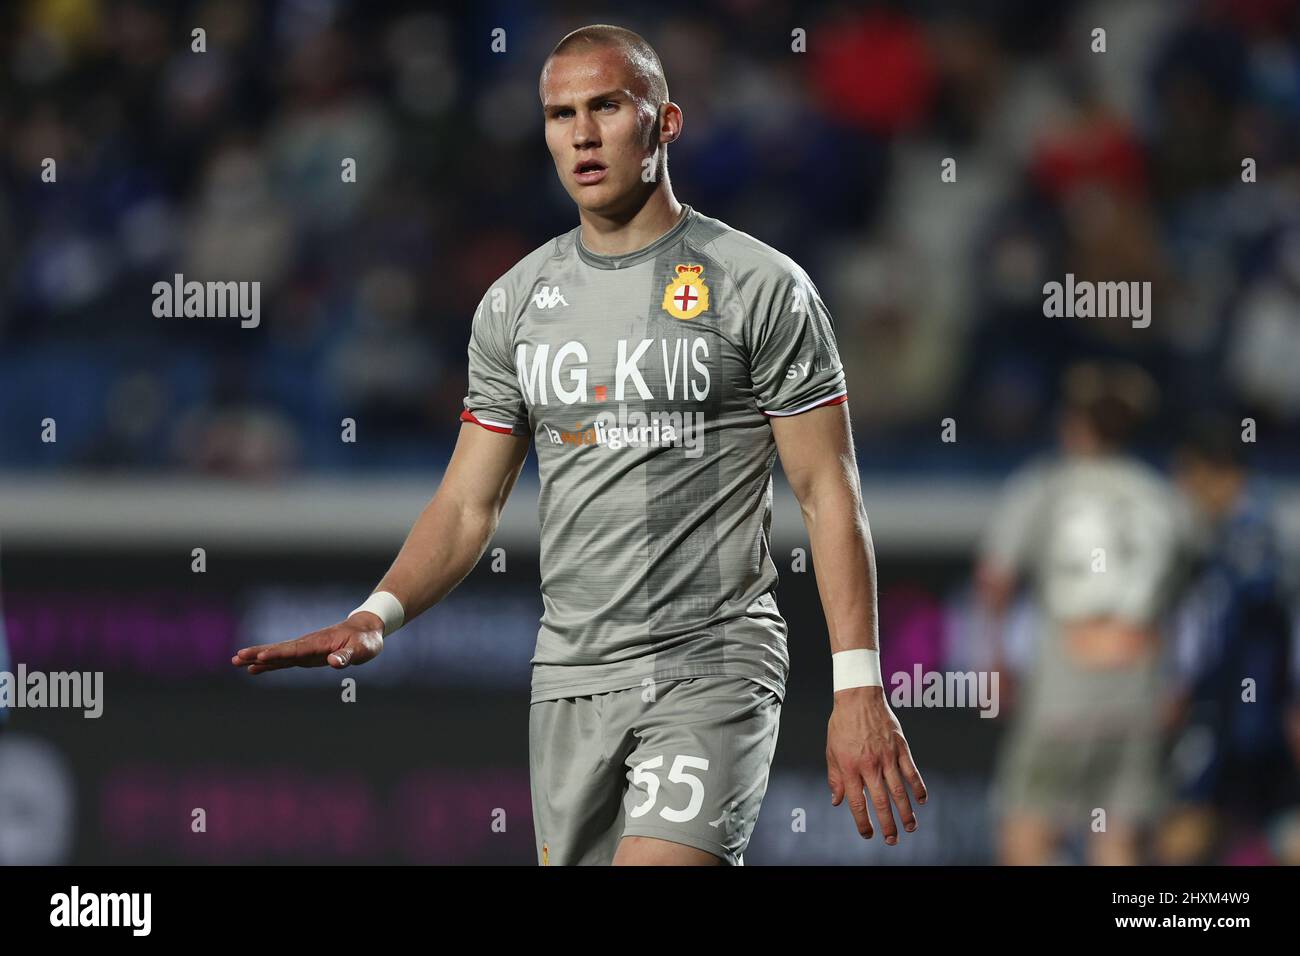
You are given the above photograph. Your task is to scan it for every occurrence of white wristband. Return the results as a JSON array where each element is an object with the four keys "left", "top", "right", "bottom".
[
  {"left": 832, "top": 648, "right": 883, "bottom": 692},
  {"left": 349, "top": 590, "right": 405, "bottom": 637}
]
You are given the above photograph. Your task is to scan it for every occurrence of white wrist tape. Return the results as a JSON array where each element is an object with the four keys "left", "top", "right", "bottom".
[
  {"left": 349, "top": 590, "right": 405, "bottom": 637},
  {"left": 832, "top": 648, "right": 883, "bottom": 692}
]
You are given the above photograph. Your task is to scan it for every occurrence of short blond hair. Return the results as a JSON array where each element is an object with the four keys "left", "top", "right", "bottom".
[{"left": 540, "top": 24, "right": 669, "bottom": 111}]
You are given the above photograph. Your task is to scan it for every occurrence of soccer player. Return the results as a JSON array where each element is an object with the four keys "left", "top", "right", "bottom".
[
  {"left": 1157, "top": 417, "right": 1300, "bottom": 864},
  {"left": 233, "top": 24, "right": 925, "bottom": 865},
  {"left": 976, "top": 362, "right": 1187, "bottom": 865}
]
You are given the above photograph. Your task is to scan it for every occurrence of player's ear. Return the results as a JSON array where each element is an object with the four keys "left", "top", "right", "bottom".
[{"left": 659, "top": 101, "right": 683, "bottom": 145}]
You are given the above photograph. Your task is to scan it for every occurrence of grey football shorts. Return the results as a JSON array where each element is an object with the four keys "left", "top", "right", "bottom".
[
  {"left": 994, "top": 640, "right": 1166, "bottom": 831},
  {"left": 528, "top": 675, "right": 782, "bottom": 865},
  {"left": 993, "top": 718, "right": 1164, "bottom": 830}
]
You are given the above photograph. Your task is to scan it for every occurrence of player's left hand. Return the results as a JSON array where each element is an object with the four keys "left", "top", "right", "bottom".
[{"left": 826, "top": 686, "right": 927, "bottom": 845}]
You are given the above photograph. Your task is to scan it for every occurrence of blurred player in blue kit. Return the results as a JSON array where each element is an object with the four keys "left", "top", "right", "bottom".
[{"left": 1157, "top": 417, "right": 1300, "bottom": 865}]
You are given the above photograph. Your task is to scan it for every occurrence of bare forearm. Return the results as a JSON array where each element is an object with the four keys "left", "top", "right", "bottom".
[
  {"left": 974, "top": 562, "right": 1014, "bottom": 663},
  {"left": 372, "top": 489, "right": 499, "bottom": 624},
  {"left": 799, "top": 479, "right": 880, "bottom": 655}
]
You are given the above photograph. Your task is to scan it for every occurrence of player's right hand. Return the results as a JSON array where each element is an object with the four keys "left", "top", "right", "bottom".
[{"left": 231, "top": 614, "right": 385, "bottom": 675}]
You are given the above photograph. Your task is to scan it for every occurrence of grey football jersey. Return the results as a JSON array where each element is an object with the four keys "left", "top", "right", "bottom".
[
  {"left": 460, "top": 205, "right": 847, "bottom": 703},
  {"left": 980, "top": 454, "right": 1186, "bottom": 627}
]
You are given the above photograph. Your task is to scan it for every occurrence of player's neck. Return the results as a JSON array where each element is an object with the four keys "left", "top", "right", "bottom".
[{"left": 578, "top": 187, "right": 684, "bottom": 257}]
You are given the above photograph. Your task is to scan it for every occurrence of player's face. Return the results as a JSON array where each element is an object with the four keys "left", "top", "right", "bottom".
[
  {"left": 541, "top": 49, "right": 659, "bottom": 216},
  {"left": 1175, "top": 458, "right": 1239, "bottom": 518}
]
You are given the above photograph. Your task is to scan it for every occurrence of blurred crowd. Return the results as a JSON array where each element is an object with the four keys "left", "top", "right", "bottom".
[{"left": 1, "top": 0, "right": 1300, "bottom": 477}]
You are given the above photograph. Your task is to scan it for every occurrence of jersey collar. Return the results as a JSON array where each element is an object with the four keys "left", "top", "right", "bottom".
[{"left": 575, "top": 205, "right": 694, "bottom": 270}]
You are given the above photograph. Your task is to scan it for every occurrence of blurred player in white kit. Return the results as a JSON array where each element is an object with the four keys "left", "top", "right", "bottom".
[{"left": 976, "top": 362, "right": 1190, "bottom": 865}]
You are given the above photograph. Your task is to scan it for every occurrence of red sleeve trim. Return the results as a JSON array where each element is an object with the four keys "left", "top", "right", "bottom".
[
  {"left": 459, "top": 409, "right": 517, "bottom": 435},
  {"left": 761, "top": 392, "right": 848, "bottom": 418}
]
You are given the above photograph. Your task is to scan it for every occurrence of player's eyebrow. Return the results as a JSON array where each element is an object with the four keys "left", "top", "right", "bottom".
[{"left": 543, "top": 89, "right": 629, "bottom": 114}]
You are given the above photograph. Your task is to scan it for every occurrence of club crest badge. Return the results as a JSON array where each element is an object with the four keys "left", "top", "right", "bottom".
[{"left": 662, "top": 264, "right": 710, "bottom": 320}]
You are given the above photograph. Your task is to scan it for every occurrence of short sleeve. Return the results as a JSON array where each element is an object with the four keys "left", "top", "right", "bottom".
[
  {"left": 746, "top": 266, "right": 848, "bottom": 417},
  {"left": 460, "top": 287, "right": 530, "bottom": 437},
  {"left": 978, "top": 461, "right": 1053, "bottom": 575}
]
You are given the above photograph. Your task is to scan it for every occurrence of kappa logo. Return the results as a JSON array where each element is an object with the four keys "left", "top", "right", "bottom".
[
  {"left": 662, "top": 264, "right": 710, "bottom": 320},
  {"left": 707, "top": 800, "right": 745, "bottom": 837},
  {"left": 532, "top": 286, "right": 569, "bottom": 309}
]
